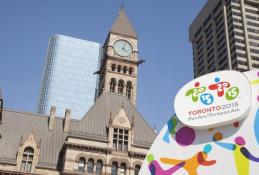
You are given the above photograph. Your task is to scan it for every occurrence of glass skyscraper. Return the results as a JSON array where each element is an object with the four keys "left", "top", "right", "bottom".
[{"left": 37, "top": 34, "right": 102, "bottom": 119}]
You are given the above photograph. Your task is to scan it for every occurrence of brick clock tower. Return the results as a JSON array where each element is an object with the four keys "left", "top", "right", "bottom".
[{"left": 98, "top": 7, "right": 139, "bottom": 106}]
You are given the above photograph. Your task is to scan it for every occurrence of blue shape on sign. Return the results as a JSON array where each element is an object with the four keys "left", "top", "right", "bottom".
[
  {"left": 163, "top": 129, "right": 170, "bottom": 143},
  {"left": 203, "top": 144, "right": 212, "bottom": 154},
  {"left": 215, "top": 77, "right": 220, "bottom": 83},
  {"left": 200, "top": 93, "right": 214, "bottom": 105},
  {"left": 254, "top": 108, "right": 259, "bottom": 145}
]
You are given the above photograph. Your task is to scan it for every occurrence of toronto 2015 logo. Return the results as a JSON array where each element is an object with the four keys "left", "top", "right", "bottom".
[{"left": 185, "top": 77, "right": 239, "bottom": 105}]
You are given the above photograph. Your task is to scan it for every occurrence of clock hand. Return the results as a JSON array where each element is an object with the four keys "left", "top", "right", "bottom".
[{"left": 122, "top": 47, "right": 127, "bottom": 52}]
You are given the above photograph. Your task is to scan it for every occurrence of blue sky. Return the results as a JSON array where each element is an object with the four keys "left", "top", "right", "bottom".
[{"left": 0, "top": 0, "right": 207, "bottom": 130}]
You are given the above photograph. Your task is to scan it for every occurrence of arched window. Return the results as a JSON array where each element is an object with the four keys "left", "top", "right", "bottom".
[
  {"left": 21, "top": 147, "right": 34, "bottom": 172},
  {"left": 117, "top": 65, "right": 122, "bottom": 73},
  {"left": 129, "top": 67, "right": 133, "bottom": 75},
  {"left": 96, "top": 159, "right": 103, "bottom": 175},
  {"left": 87, "top": 158, "right": 94, "bottom": 173},
  {"left": 110, "top": 78, "right": 116, "bottom": 93},
  {"left": 123, "top": 66, "right": 127, "bottom": 74},
  {"left": 111, "top": 162, "right": 118, "bottom": 175},
  {"left": 120, "top": 163, "right": 127, "bottom": 175},
  {"left": 134, "top": 164, "right": 141, "bottom": 175},
  {"left": 118, "top": 80, "right": 124, "bottom": 94},
  {"left": 111, "top": 64, "right": 116, "bottom": 71},
  {"left": 126, "top": 81, "right": 132, "bottom": 99},
  {"left": 78, "top": 157, "right": 86, "bottom": 173}
]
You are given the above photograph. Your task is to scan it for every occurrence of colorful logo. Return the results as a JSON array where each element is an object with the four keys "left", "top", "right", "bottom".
[
  {"left": 185, "top": 77, "right": 239, "bottom": 105},
  {"left": 185, "top": 82, "right": 206, "bottom": 102},
  {"left": 175, "top": 71, "right": 251, "bottom": 129}
]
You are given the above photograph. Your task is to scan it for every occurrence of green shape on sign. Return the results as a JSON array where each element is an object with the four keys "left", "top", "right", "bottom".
[
  {"left": 147, "top": 154, "right": 154, "bottom": 163},
  {"left": 226, "top": 87, "right": 239, "bottom": 100}
]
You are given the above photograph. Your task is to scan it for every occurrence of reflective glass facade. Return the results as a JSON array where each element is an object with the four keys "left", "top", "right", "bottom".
[{"left": 37, "top": 34, "right": 102, "bottom": 119}]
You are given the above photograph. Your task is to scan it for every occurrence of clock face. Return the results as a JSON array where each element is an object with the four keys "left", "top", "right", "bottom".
[{"left": 114, "top": 40, "right": 133, "bottom": 57}]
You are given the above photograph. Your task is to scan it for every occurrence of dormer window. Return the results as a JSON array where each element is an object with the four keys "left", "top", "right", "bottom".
[
  {"left": 113, "top": 128, "right": 128, "bottom": 151},
  {"left": 21, "top": 147, "right": 34, "bottom": 172}
]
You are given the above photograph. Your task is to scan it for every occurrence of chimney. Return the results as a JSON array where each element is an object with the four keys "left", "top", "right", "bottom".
[
  {"left": 64, "top": 109, "right": 71, "bottom": 132},
  {"left": 48, "top": 106, "right": 56, "bottom": 130}
]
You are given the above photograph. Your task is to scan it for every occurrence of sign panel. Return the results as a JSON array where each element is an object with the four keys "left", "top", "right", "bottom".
[
  {"left": 139, "top": 70, "right": 259, "bottom": 175},
  {"left": 174, "top": 70, "right": 251, "bottom": 129}
]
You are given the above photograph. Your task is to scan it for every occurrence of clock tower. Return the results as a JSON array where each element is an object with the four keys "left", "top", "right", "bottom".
[{"left": 98, "top": 7, "right": 139, "bottom": 106}]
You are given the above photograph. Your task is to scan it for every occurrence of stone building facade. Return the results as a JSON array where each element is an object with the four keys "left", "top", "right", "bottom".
[{"left": 0, "top": 7, "right": 156, "bottom": 175}]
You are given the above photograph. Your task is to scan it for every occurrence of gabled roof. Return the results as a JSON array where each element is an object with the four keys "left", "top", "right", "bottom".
[
  {"left": 110, "top": 8, "right": 137, "bottom": 38},
  {"left": 0, "top": 93, "right": 155, "bottom": 169},
  {"left": 0, "top": 110, "right": 71, "bottom": 168},
  {"left": 71, "top": 93, "right": 156, "bottom": 147}
]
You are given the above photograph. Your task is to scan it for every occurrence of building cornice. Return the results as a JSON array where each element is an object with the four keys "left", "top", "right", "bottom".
[
  {"left": 104, "top": 54, "right": 139, "bottom": 65},
  {"left": 68, "top": 132, "right": 108, "bottom": 143},
  {"left": 64, "top": 141, "right": 111, "bottom": 154}
]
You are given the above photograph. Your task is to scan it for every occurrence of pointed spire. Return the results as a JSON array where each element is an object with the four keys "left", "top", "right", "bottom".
[
  {"left": 110, "top": 7, "right": 137, "bottom": 38},
  {"left": 121, "top": 2, "right": 124, "bottom": 10}
]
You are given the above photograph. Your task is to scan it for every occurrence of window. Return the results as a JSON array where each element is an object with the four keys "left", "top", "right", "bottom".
[
  {"left": 123, "top": 66, "right": 127, "bottom": 74},
  {"left": 251, "top": 48, "right": 259, "bottom": 54},
  {"left": 87, "top": 158, "right": 94, "bottom": 173},
  {"left": 78, "top": 157, "right": 86, "bottom": 173},
  {"left": 134, "top": 164, "right": 141, "bottom": 175},
  {"left": 113, "top": 128, "right": 129, "bottom": 151},
  {"left": 117, "top": 65, "right": 122, "bottom": 73},
  {"left": 21, "top": 147, "right": 34, "bottom": 172},
  {"left": 119, "top": 163, "right": 126, "bottom": 175},
  {"left": 111, "top": 64, "right": 116, "bottom": 71},
  {"left": 252, "top": 63, "right": 259, "bottom": 69},
  {"left": 118, "top": 80, "right": 124, "bottom": 94},
  {"left": 129, "top": 67, "right": 133, "bottom": 75},
  {"left": 126, "top": 81, "right": 132, "bottom": 99},
  {"left": 111, "top": 162, "right": 118, "bottom": 175},
  {"left": 110, "top": 78, "right": 116, "bottom": 93},
  {"left": 96, "top": 160, "right": 103, "bottom": 175}
]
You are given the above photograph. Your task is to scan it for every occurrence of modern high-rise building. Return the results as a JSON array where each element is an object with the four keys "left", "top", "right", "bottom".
[
  {"left": 37, "top": 35, "right": 102, "bottom": 119},
  {"left": 189, "top": 0, "right": 259, "bottom": 78}
]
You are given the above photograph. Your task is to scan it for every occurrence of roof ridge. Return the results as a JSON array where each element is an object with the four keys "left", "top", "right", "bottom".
[
  {"left": 72, "top": 93, "right": 107, "bottom": 127},
  {"left": 2, "top": 109, "right": 66, "bottom": 121},
  {"left": 125, "top": 96, "right": 157, "bottom": 136}
]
